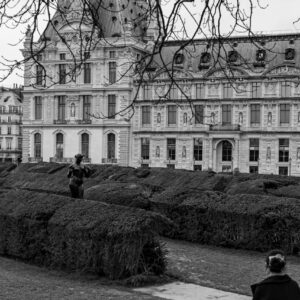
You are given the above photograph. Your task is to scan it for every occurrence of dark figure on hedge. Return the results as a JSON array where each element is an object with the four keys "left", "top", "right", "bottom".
[
  {"left": 67, "top": 154, "right": 90, "bottom": 199},
  {"left": 251, "top": 249, "right": 300, "bottom": 300}
]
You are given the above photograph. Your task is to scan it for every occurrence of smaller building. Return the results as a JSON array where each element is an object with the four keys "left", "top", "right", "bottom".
[{"left": 0, "top": 86, "right": 23, "bottom": 163}]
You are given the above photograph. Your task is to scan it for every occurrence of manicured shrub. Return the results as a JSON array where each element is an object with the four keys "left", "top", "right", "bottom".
[{"left": 0, "top": 189, "right": 170, "bottom": 279}]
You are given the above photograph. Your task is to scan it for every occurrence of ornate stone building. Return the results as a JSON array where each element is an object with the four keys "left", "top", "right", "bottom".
[
  {"left": 0, "top": 86, "right": 23, "bottom": 163},
  {"left": 21, "top": 1, "right": 300, "bottom": 175},
  {"left": 132, "top": 36, "right": 300, "bottom": 175}
]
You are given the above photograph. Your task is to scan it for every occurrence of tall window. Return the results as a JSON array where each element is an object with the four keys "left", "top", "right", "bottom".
[
  {"left": 143, "top": 85, "right": 152, "bottom": 100},
  {"left": 223, "top": 83, "right": 233, "bottom": 98},
  {"left": 83, "top": 96, "right": 91, "bottom": 120},
  {"left": 279, "top": 139, "right": 289, "bottom": 162},
  {"left": 108, "top": 95, "right": 116, "bottom": 119},
  {"left": 18, "top": 138, "right": 22, "bottom": 150},
  {"left": 59, "top": 64, "right": 66, "bottom": 84},
  {"left": 35, "top": 96, "right": 42, "bottom": 120},
  {"left": 195, "top": 105, "right": 204, "bottom": 124},
  {"left": 280, "top": 104, "right": 290, "bottom": 124},
  {"left": 222, "top": 141, "right": 232, "bottom": 161},
  {"left": 280, "top": 81, "right": 291, "bottom": 97},
  {"left": 7, "top": 127, "right": 11, "bottom": 135},
  {"left": 168, "top": 105, "right": 177, "bottom": 125},
  {"left": 36, "top": 65, "right": 44, "bottom": 86},
  {"left": 58, "top": 96, "right": 66, "bottom": 121},
  {"left": 34, "top": 133, "right": 41, "bottom": 158},
  {"left": 251, "top": 82, "right": 261, "bottom": 98},
  {"left": 222, "top": 105, "right": 232, "bottom": 125},
  {"left": 141, "top": 106, "right": 151, "bottom": 125},
  {"left": 6, "top": 138, "right": 12, "bottom": 150},
  {"left": 167, "top": 138, "right": 176, "bottom": 160},
  {"left": 107, "top": 133, "right": 115, "bottom": 159},
  {"left": 0, "top": 138, "right": 2, "bottom": 149},
  {"left": 196, "top": 83, "right": 205, "bottom": 99},
  {"left": 83, "top": 63, "right": 91, "bottom": 83},
  {"left": 250, "top": 104, "right": 260, "bottom": 125},
  {"left": 56, "top": 133, "right": 64, "bottom": 159},
  {"left": 109, "top": 62, "right": 116, "bottom": 84},
  {"left": 141, "top": 138, "right": 150, "bottom": 160},
  {"left": 81, "top": 133, "right": 89, "bottom": 158},
  {"left": 194, "top": 138, "right": 203, "bottom": 161},
  {"left": 249, "top": 138, "right": 259, "bottom": 161}
]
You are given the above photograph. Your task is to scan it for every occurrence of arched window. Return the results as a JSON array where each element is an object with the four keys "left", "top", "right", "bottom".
[
  {"left": 107, "top": 133, "right": 115, "bottom": 159},
  {"left": 81, "top": 133, "right": 89, "bottom": 158},
  {"left": 222, "top": 141, "right": 232, "bottom": 162},
  {"left": 34, "top": 133, "right": 41, "bottom": 158},
  {"left": 56, "top": 133, "right": 64, "bottom": 159}
]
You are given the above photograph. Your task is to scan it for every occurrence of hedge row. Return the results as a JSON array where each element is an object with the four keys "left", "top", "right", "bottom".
[
  {"left": 2, "top": 164, "right": 300, "bottom": 253},
  {"left": 151, "top": 190, "right": 300, "bottom": 254},
  {"left": 0, "top": 189, "right": 170, "bottom": 279}
]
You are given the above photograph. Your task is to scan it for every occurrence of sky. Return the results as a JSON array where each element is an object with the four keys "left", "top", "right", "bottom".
[{"left": 0, "top": 0, "right": 299, "bottom": 87}]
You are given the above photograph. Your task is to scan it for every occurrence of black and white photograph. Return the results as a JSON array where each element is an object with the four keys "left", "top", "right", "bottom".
[{"left": 0, "top": 0, "right": 300, "bottom": 299}]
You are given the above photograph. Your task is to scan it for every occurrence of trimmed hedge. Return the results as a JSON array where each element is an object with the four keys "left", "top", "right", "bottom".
[
  {"left": 2, "top": 164, "right": 300, "bottom": 254},
  {"left": 0, "top": 189, "right": 170, "bottom": 279},
  {"left": 151, "top": 191, "right": 300, "bottom": 254}
]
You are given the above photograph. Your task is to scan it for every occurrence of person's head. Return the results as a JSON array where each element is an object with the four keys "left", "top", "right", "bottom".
[
  {"left": 265, "top": 249, "right": 286, "bottom": 274},
  {"left": 75, "top": 153, "right": 83, "bottom": 164}
]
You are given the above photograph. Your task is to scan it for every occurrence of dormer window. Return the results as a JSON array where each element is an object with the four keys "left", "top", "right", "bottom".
[
  {"left": 200, "top": 52, "right": 211, "bottom": 64},
  {"left": 256, "top": 50, "right": 266, "bottom": 62},
  {"left": 174, "top": 53, "right": 184, "bottom": 64},
  {"left": 228, "top": 51, "right": 238, "bottom": 63},
  {"left": 285, "top": 48, "right": 295, "bottom": 60},
  {"left": 84, "top": 51, "right": 90, "bottom": 59}
]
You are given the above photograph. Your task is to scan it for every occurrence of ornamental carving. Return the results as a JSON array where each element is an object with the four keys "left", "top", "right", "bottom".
[{"left": 267, "top": 66, "right": 300, "bottom": 76}]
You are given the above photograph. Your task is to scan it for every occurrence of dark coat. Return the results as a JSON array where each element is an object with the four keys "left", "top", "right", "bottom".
[{"left": 251, "top": 274, "right": 300, "bottom": 300}]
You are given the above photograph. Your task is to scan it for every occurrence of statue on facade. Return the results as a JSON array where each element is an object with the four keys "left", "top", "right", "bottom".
[
  {"left": 266, "top": 147, "right": 271, "bottom": 160},
  {"left": 155, "top": 146, "right": 160, "bottom": 157},
  {"left": 70, "top": 103, "right": 76, "bottom": 117},
  {"left": 157, "top": 113, "right": 161, "bottom": 124},
  {"left": 182, "top": 146, "right": 186, "bottom": 158},
  {"left": 239, "top": 112, "right": 243, "bottom": 124},
  {"left": 268, "top": 112, "right": 272, "bottom": 124}
]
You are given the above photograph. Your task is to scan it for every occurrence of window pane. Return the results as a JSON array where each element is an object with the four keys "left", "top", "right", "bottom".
[
  {"left": 222, "top": 105, "right": 232, "bottom": 125},
  {"left": 34, "top": 133, "right": 41, "bottom": 158},
  {"left": 222, "top": 141, "right": 232, "bottom": 161},
  {"left": 167, "top": 138, "right": 176, "bottom": 160},
  {"left": 83, "top": 96, "right": 91, "bottom": 120},
  {"left": 59, "top": 64, "right": 66, "bottom": 84},
  {"left": 194, "top": 138, "right": 203, "bottom": 161},
  {"left": 195, "top": 105, "right": 204, "bottom": 124},
  {"left": 280, "top": 104, "right": 290, "bottom": 124},
  {"left": 168, "top": 105, "right": 177, "bottom": 125},
  {"left": 58, "top": 96, "right": 66, "bottom": 120},
  {"left": 109, "top": 62, "right": 116, "bottom": 84},
  {"left": 250, "top": 104, "right": 260, "bottom": 124},
  {"left": 141, "top": 138, "right": 150, "bottom": 159},
  {"left": 142, "top": 106, "right": 151, "bottom": 125},
  {"left": 35, "top": 96, "right": 42, "bottom": 120},
  {"left": 84, "top": 63, "right": 91, "bottom": 83},
  {"left": 81, "top": 133, "right": 89, "bottom": 158},
  {"left": 108, "top": 95, "right": 116, "bottom": 119}
]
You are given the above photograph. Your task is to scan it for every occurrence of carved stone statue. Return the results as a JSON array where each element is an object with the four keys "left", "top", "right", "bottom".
[
  {"left": 266, "top": 147, "right": 271, "bottom": 160},
  {"left": 182, "top": 146, "right": 186, "bottom": 158},
  {"left": 155, "top": 146, "right": 160, "bottom": 157}
]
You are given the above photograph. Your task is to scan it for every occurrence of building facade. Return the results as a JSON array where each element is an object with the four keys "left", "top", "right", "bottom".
[
  {"left": 0, "top": 87, "right": 23, "bottom": 163},
  {"left": 131, "top": 36, "right": 300, "bottom": 176},
  {"left": 21, "top": 1, "right": 300, "bottom": 176}
]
